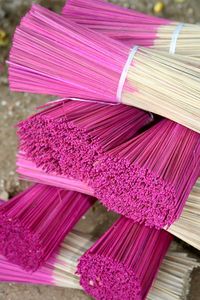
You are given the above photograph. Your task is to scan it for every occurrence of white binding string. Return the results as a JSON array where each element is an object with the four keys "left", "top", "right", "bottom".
[
  {"left": 169, "top": 23, "right": 184, "bottom": 54},
  {"left": 117, "top": 46, "right": 139, "bottom": 102},
  {"left": 38, "top": 97, "right": 118, "bottom": 109}
]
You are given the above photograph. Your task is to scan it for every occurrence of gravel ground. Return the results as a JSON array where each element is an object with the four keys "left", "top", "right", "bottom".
[{"left": 0, "top": 0, "right": 200, "bottom": 299}]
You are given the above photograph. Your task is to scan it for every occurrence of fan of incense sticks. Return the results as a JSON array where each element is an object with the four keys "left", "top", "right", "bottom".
[
  {"left": 0, "top": 227, "right": 198, "bottom": 300},
  {"left": 62, "top": 0, "right": 200, "bottom": 57},
  {"left": 16, "top": 153, "right": 200, "bottom": 251},
  {"left": 17, "top": 100, "right": 200, "bottom": 229},
  {"left": 0, "top": 184, "right": 95, "bottom": 271},
  {"left": 8, "top": 4, "right": 200, "bottom": 133}
]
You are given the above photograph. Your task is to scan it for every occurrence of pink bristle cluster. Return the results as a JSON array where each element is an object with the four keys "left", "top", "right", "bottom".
[
  {"left": 18, "top": 99, "right": 152, "bottom": 180},
  {"left": 89, "top": 119, "right": 200, "bottom": 228},
  {"left": 77, "top": 217, "right": 173, "bottom": 300},
  {"left": 62, "top": 0, "right": 170, "bottom": 47},
  {"left": 0, "top": 184, "right": 95, "bottom": 271}
]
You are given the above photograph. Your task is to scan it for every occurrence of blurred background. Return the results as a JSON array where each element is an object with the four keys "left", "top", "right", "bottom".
[{"left": 0, "top": 0, "right": 200, "bottom": 299}]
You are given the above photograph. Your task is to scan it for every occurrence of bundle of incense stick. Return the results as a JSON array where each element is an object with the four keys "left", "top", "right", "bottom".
[
  {"left": 0, "top": 227, "right": 198, "bottom": 300},
  {"left": 0, "top": 184, "right": 95, "bottom": 271},
  {"left": 77, "top": 217, "right": 173, "bottom": 299},
  {"left": 9, "top": 5, "right": 200, "bottom": 133},
  {"left": 62, "top": 0, "right": 200, "bottom": 57},
  {"left": 17, "top": 102, "right": 200, "bottom": 228},
  {"left": 90, "top": 118, "right": 200, "bottom": 228},
  {"left": 16, "top": 154, "right": 200, "bottom": 251},
  {"left": 17, "top": 99, "right": 152, "bottom": 181}
]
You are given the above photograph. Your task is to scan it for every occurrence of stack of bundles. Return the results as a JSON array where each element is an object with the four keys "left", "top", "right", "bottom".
[
  {"left": 1, "top": 1, "right": 199, "bottom": 299},
  {"left": 17, "top": 101, "right": 200, "bottom": 229},
  {"left": 0, "top": 200, "right": 199, "bottom": 300}
]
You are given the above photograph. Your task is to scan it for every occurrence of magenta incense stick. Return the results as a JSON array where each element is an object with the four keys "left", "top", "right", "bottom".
[
  {"left": 17, "top": 99, "right": 152, "bottom": 181},
  {"left": 8, "top": 4, "right": 200, "bottom": 133},
  {"left": 0, "top": 184, "right": 95, "bottom": 271},
  {"left": 77, "top": 217, "right": 173, "bottom": 300}
]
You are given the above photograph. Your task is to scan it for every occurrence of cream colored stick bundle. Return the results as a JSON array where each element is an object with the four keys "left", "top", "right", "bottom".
[
  {"left": 50, "top": 231, "right": 199, "bottom": 300},
  {"left": 156, "top": 24, "right": 200, "bottom": 57},
  {"left": 169, "top": 180, "right": 200, "bottom": 250},
  {"left": 122, "top": 48, "right": 200, "bottom": 133}
]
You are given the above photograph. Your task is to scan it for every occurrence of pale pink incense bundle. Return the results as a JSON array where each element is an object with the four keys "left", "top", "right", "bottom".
[
  {"left": 17, "top": 99, "right": 152, "bottom": 181},
  {"left": 63, "top": 0, "right": 200, "bottom": 56},
  {"left": 0, "top": 184, "right": 95, "bottom": 271},
  {"left": 9, "top": 4, "right": 200, "bottom": 133},
  {"left": 90, "top": 119, "right": 200, "bottom": 228},
  {"left": 77, "top": 217, "right": 173, "bottom": 300},
  {"left": 17, "top": 152, "right": 95, "bottom": 195}
]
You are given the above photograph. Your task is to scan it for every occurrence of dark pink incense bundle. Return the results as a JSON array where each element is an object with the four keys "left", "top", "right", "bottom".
[
  {"left": 63, "top": 0, "right": 200, "bottom": 56},
  {"left": 90, "top": 119, "right": 200, "bottom": 228},
  {"left": 8, "top": 4, "right": 200, "bottom": 133},
  {"left": 17, "top": 99, "right": 152, "bottom": 180},
  {"left": 0, "top": 184, "right": 95, "bottom": 271},
  {"left": 77, "top": 217, "right": 173, "bottom": 300}
]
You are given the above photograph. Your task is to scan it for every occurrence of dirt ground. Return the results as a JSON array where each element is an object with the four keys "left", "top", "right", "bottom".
[{"left": 0, "top": 0, "right": 200, "bottom": 299}]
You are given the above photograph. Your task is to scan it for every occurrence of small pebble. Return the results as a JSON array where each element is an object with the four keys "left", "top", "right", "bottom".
[
  {"left": 153, "top": 1, "right": 165, "bottom": 14},
  {"left": 0, "top": 191, "right": 8, "bottom": 200},
  {"left": 89, "top": 280, "right": 94, "bottom": 286},
  {"left": 1, "top": 100, "right": 7, "bottom": 106},
  {"left": 8, "top": 110, "right": 13, "bottom": 116}
]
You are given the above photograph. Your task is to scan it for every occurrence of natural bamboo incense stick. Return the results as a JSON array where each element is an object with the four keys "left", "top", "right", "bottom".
[
  {"left": 77, "top": 218, "right": 173, "bottom": 300},
  {"left": 8, "top": 4, "right": 200, "bottom": 133},
  {"left": 0, "top": 184, "right": 95, "bottom": 271},
  {"left": 17, "top": 99, "right": 152, "bottom": 181},
  {"left": 0, "top": 226, "right": 198, "bottom": 300},
  {"left": 63, "top": 0, "right": 200, "bottom": 57},
  {"left": 168, "top": 181, "right": 200, "bottom": 250},
  {"left": 16, "top": 153, "right": 200, "bottom": 251}
]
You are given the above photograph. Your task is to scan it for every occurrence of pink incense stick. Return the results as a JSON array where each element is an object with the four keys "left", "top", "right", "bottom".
[
  {"left": 8, "top": 4, "right": 200, "bottom": 133},
  {"left": 17, "top": 152, "right": 95, "bottom": 195},
  {"left": 17, "top": 99, "right": 152, "bottom": 181},
  {"left": 0, "top": 184, "right": 95, "bottom": 271},
  {"left": 89, "top": 119, "right": 200, "bottom": 228},
  {"left": 77, "top": 217, "right": 173, "bottom": 300},
  {"left": 62, "top": 0, "right": 169, "bottom": 47}
]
